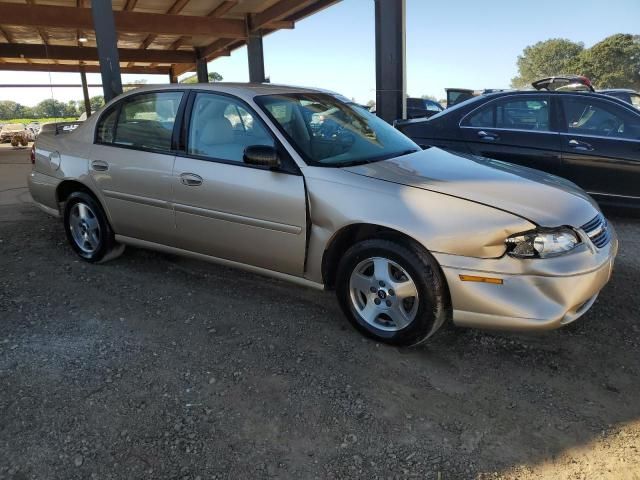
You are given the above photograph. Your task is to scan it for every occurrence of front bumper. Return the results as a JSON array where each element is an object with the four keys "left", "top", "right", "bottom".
[{"left": 433, "top": 224, "right": 618, "bottom": 331}]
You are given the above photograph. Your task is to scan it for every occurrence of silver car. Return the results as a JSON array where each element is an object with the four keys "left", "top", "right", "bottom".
[{"left": 28, "top": 84, "right": 617, "bottom": 346}]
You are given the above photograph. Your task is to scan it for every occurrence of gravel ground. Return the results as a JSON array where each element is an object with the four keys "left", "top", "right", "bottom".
[{"left": 1, "top": 147, "right": 639, "bottom": 479}]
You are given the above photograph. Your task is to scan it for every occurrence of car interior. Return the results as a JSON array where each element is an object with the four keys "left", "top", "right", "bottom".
[
  {"left": 188, "top": 95, "right": 274, "bottom": 162},
  {"left": 565, "top": 100, "right": 630, "bottom": 137},
  {"left": 114, "top": 94, "right": 182, "bottom": 151}
]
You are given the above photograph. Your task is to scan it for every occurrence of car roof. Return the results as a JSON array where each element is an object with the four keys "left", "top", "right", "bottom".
[
  {"left": 397, "top": 88, "right": 638, "bottom": 126},
  {"left": 113, "top": 82, "right": 336, "bottom": 102},
  {"left": 481, "top": 89, "right": 630, "bottom": 102}
]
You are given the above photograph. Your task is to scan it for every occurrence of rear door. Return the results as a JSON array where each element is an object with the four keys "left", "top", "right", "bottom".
[
  {"left": 89, "top": 90, "right": 184, "bottom": 245},
  {"left": 459, "top": 94, "right": 563, "bottom": 175},
  {"left": 558, "top": 94, "right": 640, "bottom": 201},
  {"left": 171, "top": 91, "right": 307, "bottom": 275}
]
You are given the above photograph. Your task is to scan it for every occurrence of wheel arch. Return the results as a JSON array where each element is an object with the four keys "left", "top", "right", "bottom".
[
  {"left": 56, "top": 179, "right": 99, "bottom": 205},
  {"left": 321, "top": 223, "right": 427, "bottom": 290},
  {"left": 55, "top": 179, "right": 115, "bottom": 227}
]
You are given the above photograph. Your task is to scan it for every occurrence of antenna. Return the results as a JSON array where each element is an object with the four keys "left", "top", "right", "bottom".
[{"left": 43, "top": 42, "right": 60, "bottom": 125}]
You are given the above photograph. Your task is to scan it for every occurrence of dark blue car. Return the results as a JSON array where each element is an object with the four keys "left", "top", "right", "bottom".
[{"left": 397, "top": 90, "right": 640, "bottom": 209}]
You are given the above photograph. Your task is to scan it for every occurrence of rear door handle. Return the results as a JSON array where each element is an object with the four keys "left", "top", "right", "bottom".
[
  {"left": 477, "top": 130, "right": 499, "bottom": 141},
  {"left": 568, "top": 139, "right": 594, "bottom": 151},
  {"left": 91, "top": 160, "right": 109, "bottom": 171},
  {"left": 180, "top": 173, "right": 203, "bottom": 186}
]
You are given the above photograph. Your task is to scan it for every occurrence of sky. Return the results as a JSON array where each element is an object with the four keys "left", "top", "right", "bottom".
[{"left": 0, "top": 0, "right": 638, "bottom": 107}]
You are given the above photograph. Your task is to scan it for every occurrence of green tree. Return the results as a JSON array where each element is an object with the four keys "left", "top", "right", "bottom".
[
  {"left": 32, "top": 99, "right": 68, "bottom": 118},
  {"left": 180, "top": 72, "right": 223, "bottom": 84},
  {"left": 0, "top": 101, "right": 21, "bottom": 120},
  {"left": 577, "top": 34, "right": 640, "bottom": 89},
  {"left": 90, "top": 95, "right": 105, "bottom": 112},
  {"left": 124, "top": 79, "right": 148, "bottom": 92},
  {"left": 511, "top": 38, "right": 584, "bottom": 88},
  {"left": 65, "top": 100, "right": 80, "bottom": 117}
]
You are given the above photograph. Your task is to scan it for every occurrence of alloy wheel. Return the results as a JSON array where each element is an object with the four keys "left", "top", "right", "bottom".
[
  {"left": 68, "top": 202, "right": 101, "bottom": 254},
  {"left": 349, "top": 256, "right": 419, "bottom": 332}
]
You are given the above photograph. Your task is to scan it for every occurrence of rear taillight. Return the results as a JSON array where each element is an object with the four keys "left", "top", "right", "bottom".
[{"left": 30, "top": 144, "right": 36, "bottom": 164}]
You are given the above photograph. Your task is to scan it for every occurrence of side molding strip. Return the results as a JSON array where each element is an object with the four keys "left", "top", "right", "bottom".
[{"left": 115, "top": 235, "right": 325, "bottom": 291}]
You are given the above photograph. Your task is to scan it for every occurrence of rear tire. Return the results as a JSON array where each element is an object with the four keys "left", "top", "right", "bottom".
[
  {"left": 336, "top": 238, "right": 449, "bottom": 346},
  {"left": 63, "top": 191, "right": 123, "bottom": 263}
]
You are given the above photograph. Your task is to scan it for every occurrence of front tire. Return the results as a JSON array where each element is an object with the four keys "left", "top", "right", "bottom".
[
  {"left": 63, "top": 191, "right": 123, "bottom": 263},
  {"left": 336, "top": 238, "right": 450, "bottom": 346}
]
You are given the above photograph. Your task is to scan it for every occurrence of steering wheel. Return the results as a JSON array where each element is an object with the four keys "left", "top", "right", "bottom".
[{"left": 599, "top": 118, "right": 621, "bottom": 136}]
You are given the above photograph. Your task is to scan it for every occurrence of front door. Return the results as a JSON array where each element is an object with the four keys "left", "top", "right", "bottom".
[
  {"left": 89, "top": 91, "right": 184, "bottom": 245},
  {"left": 558, "top": 94, "right": 640, "bottom": 202},
  {"left": 460, "top": 94, "right": 563, "bottom": 175},
  {"left": 171, "top": 92, "right": 307, "bottom": 276}
]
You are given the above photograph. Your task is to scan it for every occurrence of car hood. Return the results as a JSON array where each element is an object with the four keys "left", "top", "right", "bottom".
[{"left": 342, "top": 148, "right": 599, "bottom": 227}]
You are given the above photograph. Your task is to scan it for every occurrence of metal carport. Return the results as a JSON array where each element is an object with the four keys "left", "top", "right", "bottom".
[{"left": 0, "top": 0, "right": 407, "bottom": 122}]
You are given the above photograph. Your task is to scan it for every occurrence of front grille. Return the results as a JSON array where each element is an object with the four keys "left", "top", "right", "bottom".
[{"left": 581, "top": 214, "right": 611, "bottom": 249}]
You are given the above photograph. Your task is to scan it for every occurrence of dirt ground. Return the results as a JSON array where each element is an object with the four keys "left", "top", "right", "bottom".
[{"left": 1, "top": 143, "right": 639, "bottom": 479}]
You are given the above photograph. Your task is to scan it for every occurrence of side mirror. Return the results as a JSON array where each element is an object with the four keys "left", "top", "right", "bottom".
[{"left": 243, "top": 145, "right": 280, "bottom": 169}]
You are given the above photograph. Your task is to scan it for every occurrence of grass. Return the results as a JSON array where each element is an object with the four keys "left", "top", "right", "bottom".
[{"left": 0, "top": 117, "right": 78, "bottom": 125}]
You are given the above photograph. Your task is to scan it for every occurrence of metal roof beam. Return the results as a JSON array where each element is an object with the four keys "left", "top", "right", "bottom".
[
  {"left": 0, "top": 3, "right": 247, "bottom": 37},
  {"left": 0, "top": 43, "right": 196, "bottom": 63},
  {"left": 0, "top": 63, "right": 171, "bottom": 74}
]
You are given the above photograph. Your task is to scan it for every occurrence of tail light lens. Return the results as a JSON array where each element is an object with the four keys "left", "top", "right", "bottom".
[{"left": 30, "top": 144, "right": 36, "bottom": 164}]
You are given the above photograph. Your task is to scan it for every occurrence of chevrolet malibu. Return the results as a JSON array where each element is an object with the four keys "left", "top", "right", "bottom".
[{"left": 28, "top": 84, "right": 617, "bottom": 346}]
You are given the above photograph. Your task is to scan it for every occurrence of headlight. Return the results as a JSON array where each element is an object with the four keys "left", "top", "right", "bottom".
[{"left": 506, "top": 228, "right": 579, "bottom": 258}]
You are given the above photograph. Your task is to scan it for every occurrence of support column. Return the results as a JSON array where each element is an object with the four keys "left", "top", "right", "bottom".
[
  {"left": 374, "top": 0, "right": 406, "bottom": 123},
  {"left": 169, "top": 66, "right": 179, "bottom": 84},
  {"left": 91, "top": 0, "right": 122, "bottom": 102},
  {"left": 196, "top": 57, "right": 208, "bottom": 83},
  {"left": 247, "top": 31, "right": 266, "bottom": 83},
  {"left": 79, "top": 66, "right": 92, "bottom": 118}
]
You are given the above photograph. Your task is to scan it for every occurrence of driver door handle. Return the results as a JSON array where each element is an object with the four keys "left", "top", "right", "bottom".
[
  {"left": 477, "top": 130, "right": 499, "bottom": 141},
  {"left": 180, "top": 173, "right": 203, "bottom": 187},
  {"left": 568, "top": 139, "right": 594, "bottom": 151}
]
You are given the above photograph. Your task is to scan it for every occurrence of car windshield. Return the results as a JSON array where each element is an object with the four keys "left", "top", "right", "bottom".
[{"left": 255, "top": 93, "right": 420, "bottom": 167}]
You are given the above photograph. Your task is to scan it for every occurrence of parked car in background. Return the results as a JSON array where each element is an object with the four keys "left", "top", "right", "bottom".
[
  {"left": 446, "top": 88, "right": 476, "bottom": 108},
  {"left": 397, "top": 90, "right": 640, "bottom": 209},
  {"left": 600, "top": 89, "right": 640, "bottom": 109},
  {"left": 407, "top": 97, "right": 444, "bottom": 119},
  {"left": 445, "top": 88, "right": 510, "bottom": 108},
  {"left": 532, "top": 75, "right": 595, "bottom": 92},
  {"left": 0, "top": 123, "right": 33, "bottom": 145},
  {"left": 28, "top": 84, "right": 617, "bottom": 346},
  {"left": 26, "top": 122, "right": 41, "bottom": 136}
]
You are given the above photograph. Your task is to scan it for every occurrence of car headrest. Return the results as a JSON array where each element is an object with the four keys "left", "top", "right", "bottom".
[{"left": 199, "top": 117, "right": 234, "bottom": 145}]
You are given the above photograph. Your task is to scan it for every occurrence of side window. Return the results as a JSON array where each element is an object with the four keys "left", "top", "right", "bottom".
[
  {"left": 188, "top": 93, "right": 274, "bottom": 163},
  {"left": 424, "top": 100, "right": 441, "bottom": 112},
  {"left": 113, "top": 92, "right": 183, "bottom": 152},
  {"left": 496, "top": 99, "right": 549, "bottom": 131},
  {"left": 96, "top": 107, "right": 118, "bottom": 143},
  {"left": 563, "top": 97, "right": 638, "bottom": 140},
  {"left": 631, "top": 94, "right": 640, "bottom": 109},
  {"left": 465, "top": 104, "right": 494, "bottom": 127},
  {"left": 464, "top": 98, "right": 549, "bottom": 131}
]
